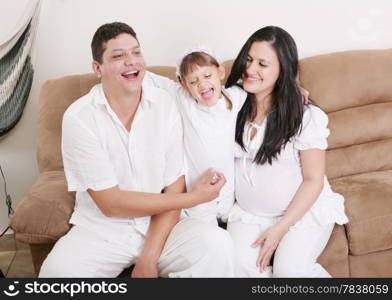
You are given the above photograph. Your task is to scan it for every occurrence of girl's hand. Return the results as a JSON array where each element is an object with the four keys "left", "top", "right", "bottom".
[
  {"left": 299, "top": 85, "right": 310, "bottom": 104},
  {"left": 296, "top": 72, "right": 310, "bottom": 104},
  {"left": 189, "top": 169, "right": 226, "bottom": 207},
  {"left": 251, "top": 223, "right": 289, "bottom": 272}
]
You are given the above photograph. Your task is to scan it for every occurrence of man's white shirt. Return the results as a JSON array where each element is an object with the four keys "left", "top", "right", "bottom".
[{"left": 61, "top": 79, "right": 184, "bottom": 241}]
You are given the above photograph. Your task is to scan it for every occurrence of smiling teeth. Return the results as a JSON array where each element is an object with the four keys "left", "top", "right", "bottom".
[
  {"left": 123, "top": 71, "right": 138, "bottom": 75},
  {"left": 201, "top": 88, "right": 213, "bottom": 95}
]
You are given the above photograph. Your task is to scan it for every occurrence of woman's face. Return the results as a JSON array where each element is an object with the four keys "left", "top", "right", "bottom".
[{"left": 242, "top": 41, "right": 280, "bottom": 99}]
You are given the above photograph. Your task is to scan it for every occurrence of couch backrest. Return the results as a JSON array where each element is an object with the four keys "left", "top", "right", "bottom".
[
  {"left": 37, "top": 73, "right": 99, "bottom": 172},
  {"left": 299, "top": 49, "right": 392, "bottom": 179},
  {"left": 37, "top": 50, "right": 392, "bottom": 180}
]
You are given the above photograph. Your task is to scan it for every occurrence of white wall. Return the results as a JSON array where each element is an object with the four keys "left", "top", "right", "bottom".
[{"left": 1, "top": 0, "right": 391, "bottom": 230}]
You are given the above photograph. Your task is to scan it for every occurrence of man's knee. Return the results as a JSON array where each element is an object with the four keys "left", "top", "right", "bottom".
[
  {"left": 39, "top": 246, "right": 92, "bottom": 277},
  {"left": 203, "top": 227, "right": 232, "bottom": 250},
  {"left": 178, "top": 218, "right": 234, "bottom": 255},
  {"left": 39, "top": 254, "right": 74, "bottom": 277}
]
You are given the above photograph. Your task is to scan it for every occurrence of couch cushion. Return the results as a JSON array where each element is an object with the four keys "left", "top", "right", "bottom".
[
  {"left": 299, "top": 49, "right": 392, "bottom": 113},
  {"left": 299, "top": 50, "right": 392, "bottom": 181},
  {"left": 330, "top": 170, "right": 392, "bottom": 255},
  {"left": 327, "top": 102, "right": 392, "bottom": 150},
  {"left": 326, "top": 139, "right": 392, "bottom": 179},
  {"left": 10, "top": 171, "right": 74, "bottom": 244},
  {"left": 317, "top": 225, "right": 349, "bottom": 277},
  {"left": 37, "top": 74, "right": 100, "bottom": 172},
  {"left": 349, "top": 249, "right": 392, "bottom": 277},
  {"left": 147, "top": 66, "right": 176, "bottom": 81}
]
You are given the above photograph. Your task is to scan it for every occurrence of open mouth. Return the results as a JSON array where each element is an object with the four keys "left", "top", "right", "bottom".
[
  {"left": 200, "top": 88, "right": 214, "bottom": 100},
  {"left": 122, "top": 70, "right": 140, "bottom": 80},
  {"left": 244, "top": 74, "right": 262, "bottom": 83}
]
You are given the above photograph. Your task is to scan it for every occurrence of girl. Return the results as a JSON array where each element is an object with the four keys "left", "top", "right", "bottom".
[
  {"left": 147, "top": 46, "right": 309, "bottom": 229},
  {"left": 225, "top": 26, "right": 348, "bottom": 277},
  {"left": 146, "top": 47, "right": 247, "bottom": 225}
]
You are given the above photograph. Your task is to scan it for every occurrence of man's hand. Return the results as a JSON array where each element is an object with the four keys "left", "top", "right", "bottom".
[
  {"left": 189, "top": 169, "right": 226, "bottom": 207},
  {"left": 131, "top": 258, "right": 158, "bottom": 278}
]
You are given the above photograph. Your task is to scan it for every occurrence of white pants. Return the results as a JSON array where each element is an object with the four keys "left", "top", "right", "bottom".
[
  {"left": 227, "top": 221, "right": 334, "bottom": 277},
  {"left": 39, "top": 217, "right": 235, "bottom": 278}
]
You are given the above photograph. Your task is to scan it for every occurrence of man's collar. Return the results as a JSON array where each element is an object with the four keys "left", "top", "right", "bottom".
[
  {"left": 140, "top": 79, "right": 157, "bottom": 104},
  {"left": 92, "top": 79, "right": 156, "bottom": 107}
]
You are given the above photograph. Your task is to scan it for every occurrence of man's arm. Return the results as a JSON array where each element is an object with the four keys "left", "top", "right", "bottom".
[
  {"left": 88, "top": 168, "right": 225, "bottom": 218},
  {"left": 131, "top": 175, "right": 185, "bottom": 278}
]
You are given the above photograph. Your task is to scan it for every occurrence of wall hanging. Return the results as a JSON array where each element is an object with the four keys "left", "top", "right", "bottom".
[{"left": 0, "top": 0, "right": 41, "bottom": 139}]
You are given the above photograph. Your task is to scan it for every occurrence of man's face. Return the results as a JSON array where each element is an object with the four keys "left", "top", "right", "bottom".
[{"left": 93, "top": 33, "right": 146, "bottom": 96}]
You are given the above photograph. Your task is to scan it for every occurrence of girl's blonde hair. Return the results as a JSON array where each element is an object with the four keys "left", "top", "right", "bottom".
[{"left": 178, "top": 52, "right": 233, "bottom": 110}]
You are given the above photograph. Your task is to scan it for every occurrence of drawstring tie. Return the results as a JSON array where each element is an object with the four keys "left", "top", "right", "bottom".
[{"left": 243, "top": 122, "right": 260, "bottom": 187}]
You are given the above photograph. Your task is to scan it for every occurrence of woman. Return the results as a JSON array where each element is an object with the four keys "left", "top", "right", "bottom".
[{"left": 225, "top": 26, "right": 348, "bottom": 277}]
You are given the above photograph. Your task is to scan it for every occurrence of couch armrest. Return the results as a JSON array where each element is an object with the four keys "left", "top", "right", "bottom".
[
  {"left": 330, "top": 170, "right": 392, "bottom": 256},
  {"left": 10, "top": 171, "right": 75, "bottom": 244}
]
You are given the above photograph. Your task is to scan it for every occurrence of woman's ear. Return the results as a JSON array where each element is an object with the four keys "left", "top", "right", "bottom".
[
  {"left": 92, "top": 61, "right": 102, "bottom": 78},
  {"left": 218, "top": 65, "right": 226, "bottom": 81}
]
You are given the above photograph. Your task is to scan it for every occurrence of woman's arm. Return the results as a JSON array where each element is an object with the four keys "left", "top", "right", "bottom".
[
  {"left": 277, "top": 148, "right": 325, "bottom": 228},
  {"left": 252, "top": 148, "right": 325, "bottom": 271}
]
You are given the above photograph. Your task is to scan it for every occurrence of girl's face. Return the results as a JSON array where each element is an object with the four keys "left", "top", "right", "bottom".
[
  {"left": 183, "top": 64, "right": 225, "bottom": 106},
  {"left": 243, "top": 41, "right": 280, "bottom": 99}
]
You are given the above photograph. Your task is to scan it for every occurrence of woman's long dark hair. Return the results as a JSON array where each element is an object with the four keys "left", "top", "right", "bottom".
[{"left": 226, "top": 26, "right": 304, "bottom": 165}]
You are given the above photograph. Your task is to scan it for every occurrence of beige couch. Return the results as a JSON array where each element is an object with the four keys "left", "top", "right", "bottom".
[{"left": 11, "top": 49, "right": 392, "bottom": 277}]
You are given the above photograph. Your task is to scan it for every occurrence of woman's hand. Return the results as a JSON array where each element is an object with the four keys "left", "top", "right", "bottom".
[{"left": 251, "top": 223, "right": 289, "bottom": 272}]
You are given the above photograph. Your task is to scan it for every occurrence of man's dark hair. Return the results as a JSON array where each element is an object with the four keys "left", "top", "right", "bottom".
[{"left": 91, "top": 22, "right": 138, "bottom": 63}]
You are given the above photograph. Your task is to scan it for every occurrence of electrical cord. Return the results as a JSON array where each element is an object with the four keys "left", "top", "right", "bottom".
[
  {"left": 0, "top": 164, "right": 14, "bottom": 216},
  {"left": 0, "top": 225, "right": 10, "bottom": 238},
  {"left": 0, "top": 164, "right": 15, "bottom": 277},
  {"left": 0, "top": 163, "right": 13, "bottom": 236}
]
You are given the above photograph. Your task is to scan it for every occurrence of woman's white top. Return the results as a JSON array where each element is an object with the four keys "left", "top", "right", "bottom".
[
  {"left": 230, "top": 105, "right": 348, "bottom": 228},
  {"left": 145, "top": 72, "right": 246, "bottom": 222}
]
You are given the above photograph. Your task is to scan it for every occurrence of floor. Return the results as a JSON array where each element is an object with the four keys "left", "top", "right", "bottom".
[
  {"left": 0, "top": 233, "right": 35, "bottom": 278},
  {"left": 0, "top": 233, "right": 133, "bottom": 278}
]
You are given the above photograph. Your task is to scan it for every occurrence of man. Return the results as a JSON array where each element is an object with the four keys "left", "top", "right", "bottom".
[{"left": 39, "top": 22, "right": 234, "bottom": 278}]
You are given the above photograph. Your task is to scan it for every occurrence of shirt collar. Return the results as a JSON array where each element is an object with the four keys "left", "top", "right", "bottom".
[
  {"left": 92, "top": 79, "right": 157, "bottom": 107},
  {"left": 195, "top": 96, "right": 227, "bottom": 113}
]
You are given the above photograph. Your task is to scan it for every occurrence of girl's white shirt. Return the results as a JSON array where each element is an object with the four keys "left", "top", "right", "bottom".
[
  {"left": 145, "top": 71, "right": 247, "bottom": 223},
  {"left": 231, "top": 105, "right": 348, "bottom": 228}
]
